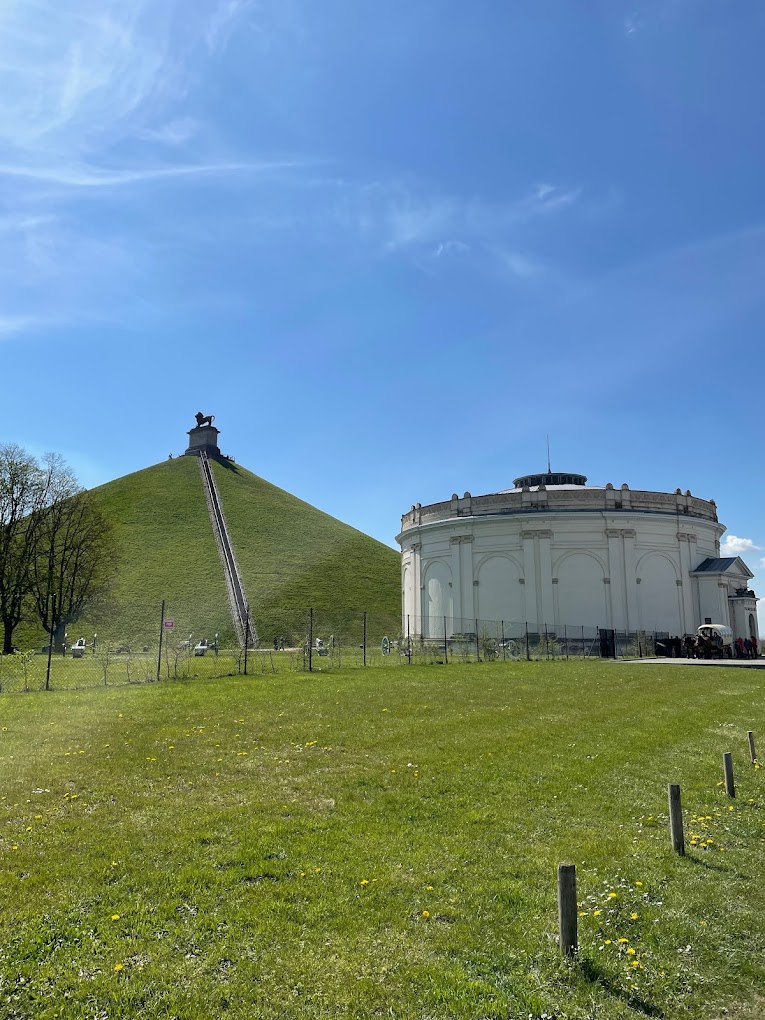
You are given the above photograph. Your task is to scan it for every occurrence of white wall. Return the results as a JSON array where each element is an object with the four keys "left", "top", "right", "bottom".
[
  {"left": 475, "top": 554, "right": 524, "bottom": 624},
  {"left": 637, "top": 553, "right": 682, "bottom": 633},
  {"left": 400, "top": 503, "right": 729, "bottom": 636},
  {"left": 423, "top": 559, "right": 452, "bottom": 638},
  {"left": 554, "top": 552, "right": 607, "bottom": 628}
]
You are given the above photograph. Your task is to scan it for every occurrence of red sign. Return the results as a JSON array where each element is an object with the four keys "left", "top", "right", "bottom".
[{"left": 163, "top": 619, "right": 175, "bottom": 630}]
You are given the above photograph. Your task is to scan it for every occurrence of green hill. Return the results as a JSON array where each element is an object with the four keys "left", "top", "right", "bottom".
[{"left": 82, "top": 456, "right": 400, "bottom": 647}]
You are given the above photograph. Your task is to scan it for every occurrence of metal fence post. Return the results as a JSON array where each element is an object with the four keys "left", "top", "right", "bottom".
[
  {"left": 156, "top": 599, "right": 165, "bottom": 681},
  {"left": 407, "top": 614, "right": 411, "bottom": 664},
  {"left": 45, "top": 592, "right": 56, "bottom": 692},
  {"left": 525, "top": 621, "right": 530, "bottom": 661},
  {"left": 244, "top": 604, "right": 250, "bottom": 676},
  {"left": 444, "top": 615, "right": 448, "bottom": 664},
  {"left": 308, "top": 608, "right": 313, "bottom": 672},
  {"left": 475, "top": 618, "right": 480, "bottom": 662},
  {"left": 501, "top": 620, "right": 506, "bottom": 661}
]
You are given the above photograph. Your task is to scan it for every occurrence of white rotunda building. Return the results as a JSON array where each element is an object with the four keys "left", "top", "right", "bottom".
[{"left": 397, "top": 471, "right": 759, "bottom": 641}]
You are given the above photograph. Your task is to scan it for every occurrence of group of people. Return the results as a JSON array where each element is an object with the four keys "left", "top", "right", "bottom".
[
  {"left": 735, "top": 635, "right": 758, "bottom": 658},
  {"left": 657, "top": 633, "right": 759, "bottom": 659}
]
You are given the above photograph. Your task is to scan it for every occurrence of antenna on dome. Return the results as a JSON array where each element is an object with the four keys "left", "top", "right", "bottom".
[{"left": 546, "top": 435, "right": 551, "bottom": 474}]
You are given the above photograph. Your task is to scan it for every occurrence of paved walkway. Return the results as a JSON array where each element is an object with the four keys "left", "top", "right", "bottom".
[{"left": 619, "top": 657, "right": 765, "bottom": 669}]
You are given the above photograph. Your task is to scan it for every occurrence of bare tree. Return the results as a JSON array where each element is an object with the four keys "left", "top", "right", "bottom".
[
  {"left": 0, "top": 446, "right": 115, "bottom": 654},
  {"left": 30, "top": 455, "right": 115, "bottom": 652},
  {"left": 0, "top": 445, "right": 44, "bottom": 654}
]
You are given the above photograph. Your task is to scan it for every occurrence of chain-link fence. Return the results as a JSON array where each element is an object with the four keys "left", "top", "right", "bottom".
[{"left": 0, "top": 600, "right": 691, "bottom": 693}]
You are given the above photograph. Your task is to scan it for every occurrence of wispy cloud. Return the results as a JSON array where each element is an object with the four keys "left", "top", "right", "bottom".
[
  {"left": 0, "top": 0, "right": 259, "bottom": 172},
  {"left": 494, "top": 249, "right": 547, "bottom": 280},
  {"left": 0, "top": 315, "right": 51, "bottom": 339},
  {"left": 321, "top": 178, "right": 583, "bottom": 281},
  {"left": 0, "top": 160, "right": 300, "bottom": 189},
  {"left": 205, "top": 0, "right": 255, "bottom": 53},
  {"left": 721, "top": 535, "right": 761, "bottom": 556},
  {"left": 137, "top": 117, "right": 201, "bottom": 146},
  {"left": 433, "top": 240, "right": 470, "bottom": 258}
]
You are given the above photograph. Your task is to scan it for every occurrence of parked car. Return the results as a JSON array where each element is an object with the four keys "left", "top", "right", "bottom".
[{"left": 193, "top": 639, "right": 209, "bottom": 657}]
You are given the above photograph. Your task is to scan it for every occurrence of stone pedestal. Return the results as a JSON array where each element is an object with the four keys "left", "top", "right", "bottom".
[{"left": 185, "top": 425, "right": 221, "bottom": 457}]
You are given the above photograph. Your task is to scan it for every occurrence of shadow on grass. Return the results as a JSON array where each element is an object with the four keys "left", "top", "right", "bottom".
[
  {"left": 685, "top": 853, "right": 750, "bottom": 879},
  {"left": 212, "top": 456, "right": 241, "bottom": 474},
  {"left": 578, "top": 955, "right": 664, "bottom": 1018}
]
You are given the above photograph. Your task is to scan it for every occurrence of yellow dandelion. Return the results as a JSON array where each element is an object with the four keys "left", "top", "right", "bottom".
[
  {"left": 604, "top": 939, "right": 612, "bottom": 945},
  {"left": 630, "top": 912, "right": 638, "bottom": 920},
  {"left": 634, "top": 881, "right": 643, "bottom": 887},
  {"left": 617, "top": 937, "right": 629, "bottom": 944},
  {"left": 578, "top": 911, "right": 587, "bottom": 918},
  {"left": 426, "top": 885, "right": 434, "bottom": 891},
  {"left": 114, "top": 963, "right": 124, "bottom": 972},
  {"left": 626, "top": 947, "right": 636, "bottom": 955},
  {"left": 593, "top": 909, "right": 602, "bottom": 916},
  {"left": 631, "top": 960, "right": 641, "bottom": 969},
  {"left": 607, "top": 891, "right": 617, "bottom": 898},
  {"left": 360, "top": 879, "right": 370, "bottom": 886},
  {"left": 422, "top": 910, "right": 430, "bottom": 918}
]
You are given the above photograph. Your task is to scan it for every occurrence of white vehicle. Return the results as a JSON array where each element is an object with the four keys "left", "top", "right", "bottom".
[
  {"left": 696, "top": 624, "right": 733, "bottom": 658},
  {"left": 193, "top": 639, "right": 209, "bottom": 657},
  {"left": 70, "top": 637, "right": 87, "bottom": 659}
]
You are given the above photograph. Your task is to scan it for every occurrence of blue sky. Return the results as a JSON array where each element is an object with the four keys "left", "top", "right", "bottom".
[{"left": 3, "top": 1, "right": 765, "bottom": 618}]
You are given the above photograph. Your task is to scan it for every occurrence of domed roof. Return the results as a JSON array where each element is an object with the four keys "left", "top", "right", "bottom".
[{"left": 511, "top": 471, "right": 588, "bottom": 489}]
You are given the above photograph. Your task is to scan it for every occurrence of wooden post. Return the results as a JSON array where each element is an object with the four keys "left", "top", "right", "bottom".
[
  {"left": 557, "top": 863, "right": 577, "bottom": 956},
  {"left": 723, "top": 752, "right": 735, "bottom": 797},
  {"left": 668, "top": 783, "right": 684, "bottom": 855},
  {"left": 748, "top": 730, "right": 757, "bottom": 764}
]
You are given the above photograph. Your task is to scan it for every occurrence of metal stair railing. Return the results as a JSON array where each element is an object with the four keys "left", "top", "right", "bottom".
[{"left": 197, "top": 451, "right": 258, "bottom": 647}]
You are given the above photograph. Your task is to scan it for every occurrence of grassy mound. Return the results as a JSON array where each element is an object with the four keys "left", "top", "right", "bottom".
[
  {"left": 67, "top": 456, "right": 400, "bottom": 646},
  {"left": 2, "top": 660, "right": 765, "bottom": 1018}
]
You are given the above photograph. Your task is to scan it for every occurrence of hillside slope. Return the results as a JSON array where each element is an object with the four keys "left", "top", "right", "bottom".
[
  {"left": 86, "top": 456, "right": 400, "bottom": 645},
  {"left": 211, "top": 459, "right": 400, "bottom": 639}
]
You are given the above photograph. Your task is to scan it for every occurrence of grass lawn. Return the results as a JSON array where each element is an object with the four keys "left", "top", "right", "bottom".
[{"left": 1, "top": 660, "right": 764, "bottom": 1019}]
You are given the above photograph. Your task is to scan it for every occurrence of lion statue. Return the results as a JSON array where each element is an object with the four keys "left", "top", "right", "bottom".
[{"left": 195, "top": 412, "right": 215, "bottom": 427}]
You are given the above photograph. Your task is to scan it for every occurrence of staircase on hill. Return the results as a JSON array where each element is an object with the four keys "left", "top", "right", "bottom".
[{"left": 197, "top": 451, "right": 258, "bottom": 647}]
